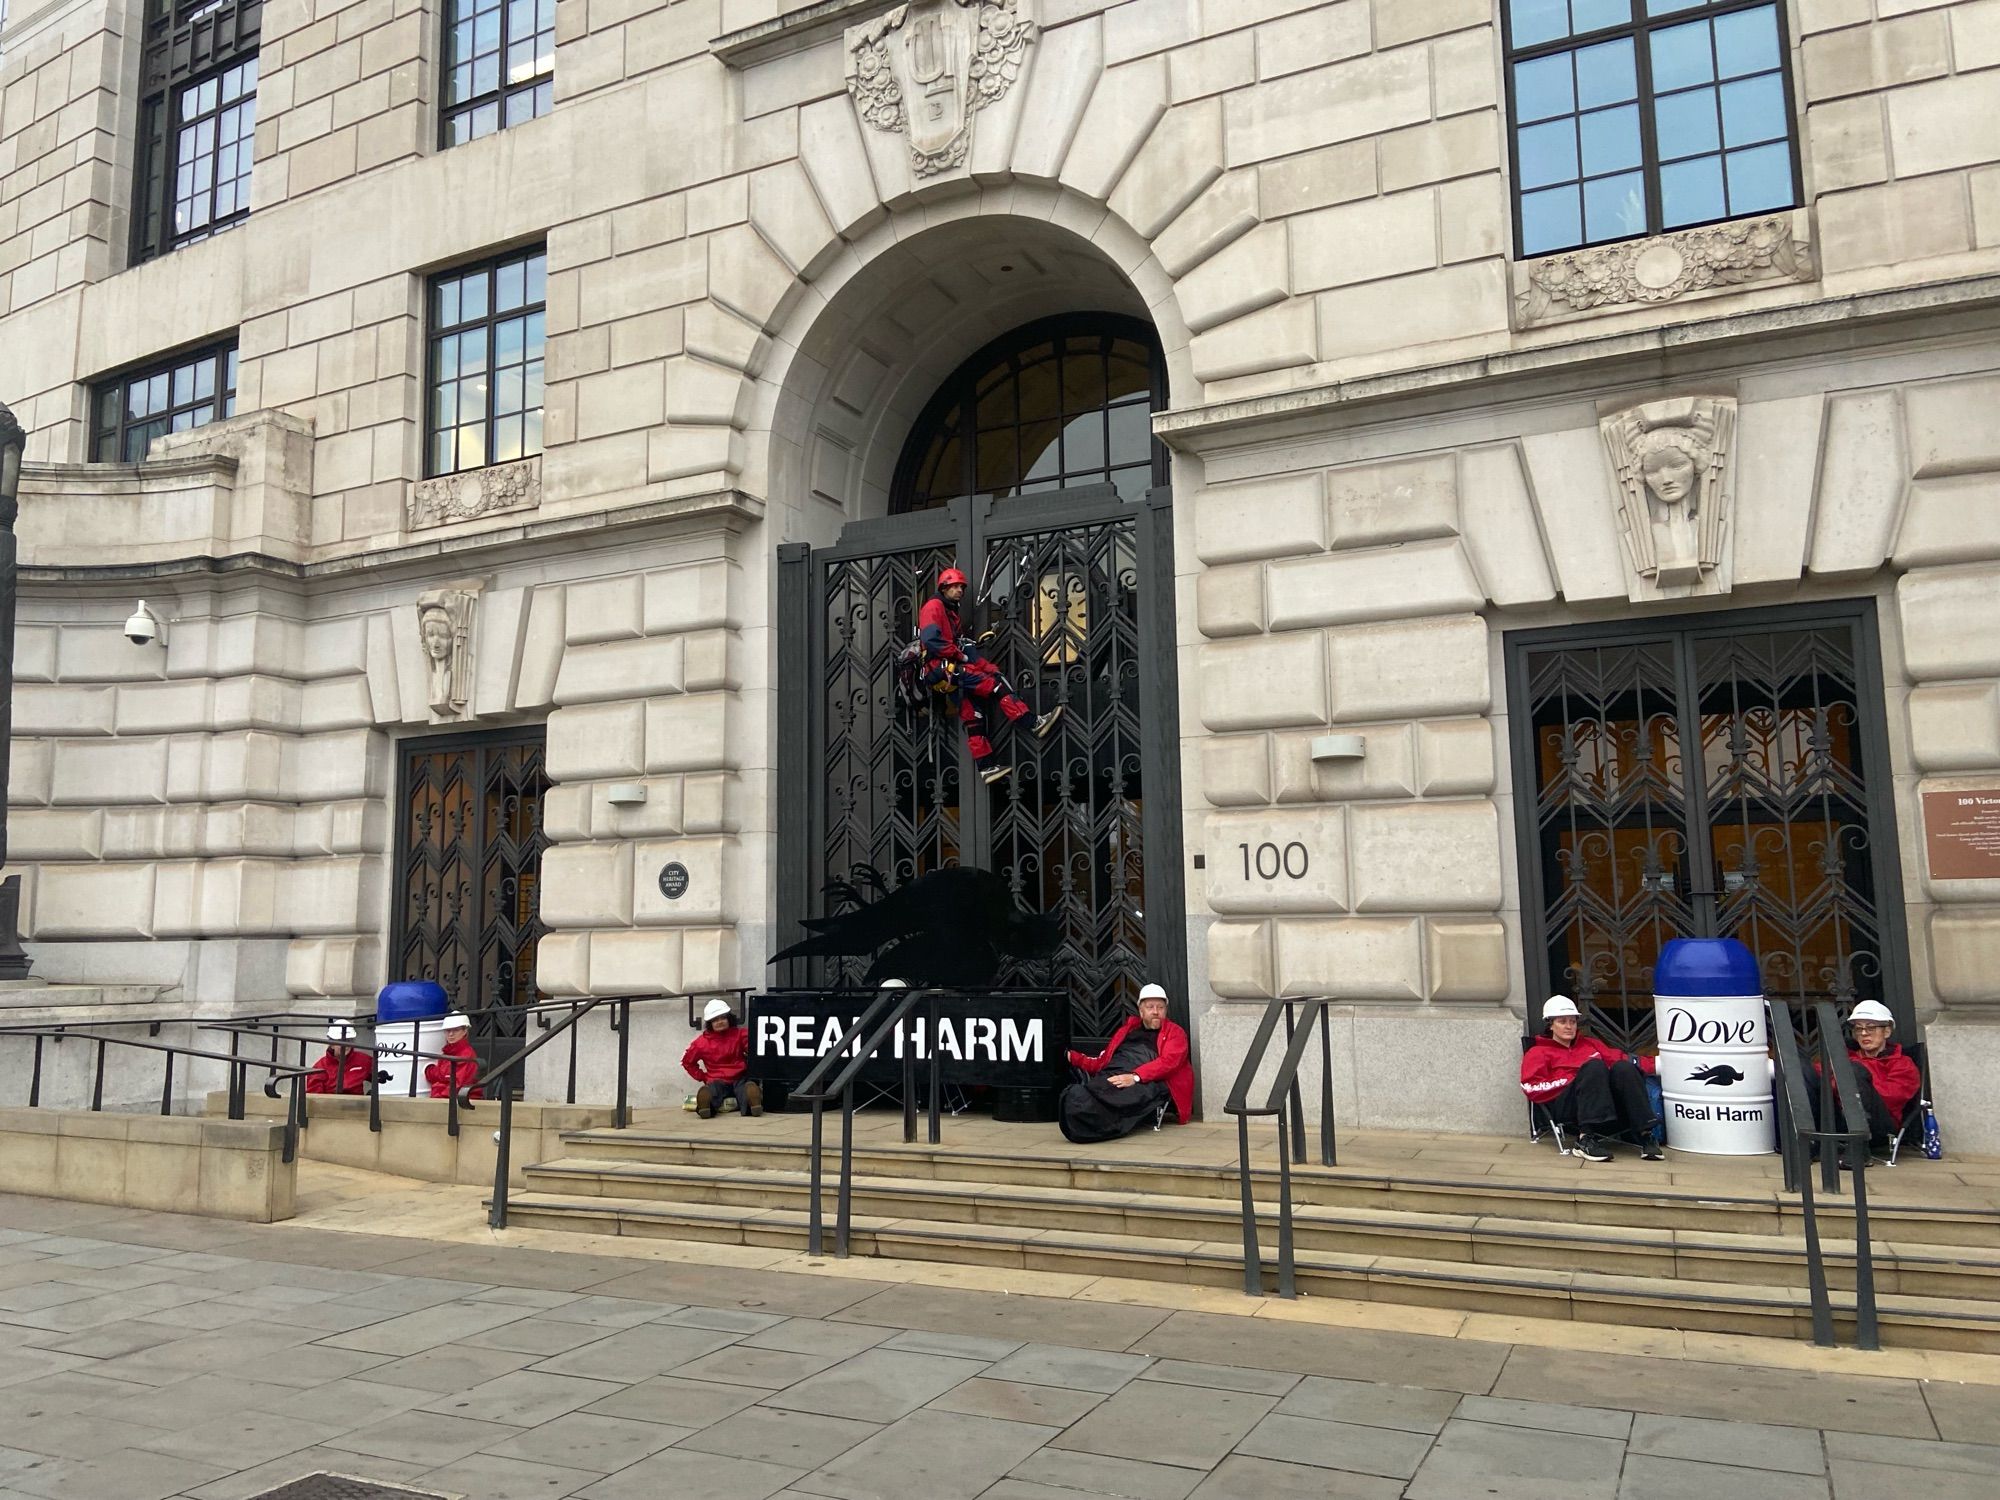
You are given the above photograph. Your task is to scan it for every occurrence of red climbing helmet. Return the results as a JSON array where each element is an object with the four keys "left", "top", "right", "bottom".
[{"left": 938, "top": 568, "right": 968, "bottom": 589}]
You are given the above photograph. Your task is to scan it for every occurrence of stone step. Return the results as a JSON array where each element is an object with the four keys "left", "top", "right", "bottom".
[
  {"left": 557, "top": 1127, "right": 2000, "bottom": 1247},
  {"left": 498, "top": 1189, "right": 2000, "bottom": 1355},
  {"left": 522, "top": 1156, "right": 2000, "bottom": 1302}
]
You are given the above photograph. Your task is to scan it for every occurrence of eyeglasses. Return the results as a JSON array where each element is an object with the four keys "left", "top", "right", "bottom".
[{"left": 1850, "top": 1023, "right": 1890, "bottom": 1033}]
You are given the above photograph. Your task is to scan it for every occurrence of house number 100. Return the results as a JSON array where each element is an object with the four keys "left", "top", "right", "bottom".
[{"left": 1239, "top": 842, "right": 1309, "bottom": 880}]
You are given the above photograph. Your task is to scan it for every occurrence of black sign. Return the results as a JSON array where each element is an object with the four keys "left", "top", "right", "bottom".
[
  {"left": 658, "top": 862, "right": 689, "bottom": 900},
  {"left": 748, "top": 990, "right": 1070, "bottom": 1090}
]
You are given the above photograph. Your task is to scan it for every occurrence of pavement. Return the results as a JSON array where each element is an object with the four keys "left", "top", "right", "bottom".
[{"left": 3, "top": 1171, "right": 2000, "bottom": 1499}]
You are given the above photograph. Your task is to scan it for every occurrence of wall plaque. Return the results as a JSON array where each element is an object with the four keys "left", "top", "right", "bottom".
[
  {"left": 658, "top": 862, "right": 691, "bottom": 900},
  {"left": 1922, "top": 790, "right": 2000, "bottom": 880}
]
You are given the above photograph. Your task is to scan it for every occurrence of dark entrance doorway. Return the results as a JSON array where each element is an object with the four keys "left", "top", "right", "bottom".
[
  {"left": 391, "top": 728, "right": 551, "bottom": 1082},
  {"left": 775, "top": 316, "right": 1185, "bottom": 1048},
  {"left": 1506, "top": 602, "right": 1911, "bottom": 1053}
]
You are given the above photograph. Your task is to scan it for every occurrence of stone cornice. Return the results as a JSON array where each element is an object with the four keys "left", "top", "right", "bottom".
[
  {"left": 18, "top": 487, "right": 767, "bottom": 588},
  {"left": 1155, "top": 274, "right": 2000, "bottom": 455},
  {"left": 712, "top": 0, "right": 898, "bottom": 65}
]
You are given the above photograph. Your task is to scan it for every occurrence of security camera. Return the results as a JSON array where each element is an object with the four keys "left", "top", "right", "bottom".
[{"left": 124, "top": 600, "right": 167, "bottom": 647}]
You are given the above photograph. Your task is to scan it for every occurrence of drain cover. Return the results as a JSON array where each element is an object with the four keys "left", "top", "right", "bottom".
[{"left": 248, "top": 1476, "right": 451, "bottom": 1500}]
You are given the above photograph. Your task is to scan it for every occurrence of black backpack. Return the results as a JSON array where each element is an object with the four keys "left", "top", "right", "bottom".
[{"left": 894, "top": 637, "right": 930, "bottom": 718}]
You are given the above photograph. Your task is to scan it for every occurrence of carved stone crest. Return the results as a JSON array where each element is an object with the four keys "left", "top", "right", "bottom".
[
  {"left": 1516, "top": 215, "right": 1814, "bottom": 326},
  {"left": 408, "top": 456, "right": 541, "bottom": 531},
  {"left": 1601, "top": 395, "right": 1736, "bottom": 595},
  {"left": 846, "top": 0, "right": 1036, "bottom": 178},
  {"left": 416, "top": 583, "right": 481, "bottom": 720}
]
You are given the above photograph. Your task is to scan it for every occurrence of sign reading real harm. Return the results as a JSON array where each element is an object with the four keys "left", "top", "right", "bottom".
[{"left": 748, "top": 991, "right": 1070, "bottom": 1090}]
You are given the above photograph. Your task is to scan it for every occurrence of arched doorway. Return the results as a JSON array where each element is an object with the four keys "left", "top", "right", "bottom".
[{"left": 775, "top": 311, "right": 1186, "bottom": 1047}]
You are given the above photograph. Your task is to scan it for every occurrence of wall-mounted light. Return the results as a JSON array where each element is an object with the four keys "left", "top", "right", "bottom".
[
  {"left": 1309, "top": 734, "right": 1367, "bottom": 763},
  {"left": 606, "top": 783, "right": 649, "bottom": 806}
]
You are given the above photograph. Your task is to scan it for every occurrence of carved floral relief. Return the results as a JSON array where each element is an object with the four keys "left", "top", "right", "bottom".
[
  {"left": 847, "top": 0, "right": 1036, "bottom": 178},
  {"left": 407, "top": 456, "right": 541, "bottom": 531},
  {"left": 1600, "top": 395, "right": 1737, "bottom": 596},
  {"left": 1516, "top": 215, "right": 1815, "bottom": 327}
]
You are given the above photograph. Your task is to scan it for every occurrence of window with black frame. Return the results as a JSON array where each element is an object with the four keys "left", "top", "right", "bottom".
[
  {"left": 441, "top": 0, "right": 556, "bottom": 146},
  {"left": 426, "top": 247, "right": 547, "bottom": 477},
  {"left": 1504, "top": 0, "right": 1800, "bottom": 259},
  {"left": 132, "top": 0, "right": 262, "bottom": 264},
  {"left": 91, "top": 343, "right": 239, "bottom": 462}
]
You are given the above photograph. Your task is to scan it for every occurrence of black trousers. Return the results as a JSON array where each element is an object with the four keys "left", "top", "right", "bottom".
[
  {"left": 1809, "top": 1070, "right": 1898, "bottom": 1146},
  {"left": 1546, "top": 1058, "right": 1655, "bottom": 1137}
]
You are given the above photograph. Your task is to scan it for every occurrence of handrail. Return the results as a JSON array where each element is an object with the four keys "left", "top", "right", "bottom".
[
  {"left": 467, "top": 989, "right": 753, "bottom": 1230},
  {"left": 5, "top": 1026, "right": 314, "bottom": 1164},
  {"left": 792, "top": 986, "right": 941, "bottom": 1258},
  {"left": 1768, "top": 998, "right": 1879, "bottom": 1349},
  {"left": 1223, "top": 995, "right": 1337, "bottom": 1299}
]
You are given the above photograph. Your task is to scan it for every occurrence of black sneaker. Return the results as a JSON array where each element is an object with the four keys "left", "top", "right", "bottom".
[
  {"left": 1639, "top": 1138, "right": 1664, "bottom": 1161},
  {"left": 1575, "top": 1134, "right": 1613, "bottom": 1162},
  {"left": 1033, "top": 707, "right": 1065, "bottom": 738},
  {"left": 981, "top": 763, "right": 1013, "bottom": 785}
]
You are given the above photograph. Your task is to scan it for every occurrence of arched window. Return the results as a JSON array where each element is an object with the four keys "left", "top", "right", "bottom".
[{"left": 891, "top": 314, "right": 1167, "bottom": 514}]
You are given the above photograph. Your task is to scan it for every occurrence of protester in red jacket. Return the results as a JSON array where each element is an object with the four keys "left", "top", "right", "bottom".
[
  {"left": 425, "top": 1013, "right": 482, "bottom": 1100},
  {"left": 1812, "top": 999, "right": 1920, "bottom": 1149},
  {"left": 1520, "top": 995, "right": 1660, "bottom": 1163},
  {"left": 1059, "top": 984, "right": 1194, "bottom": 1143},
  {"left": 917, "top": 567, "right": 1060, "bottom": 787},
  {"left": 306, "top": 1023, "right": 371, "bottom": 1095},
  {"left": 683, "top": 997, "right": 762, "bottom": 1119}
]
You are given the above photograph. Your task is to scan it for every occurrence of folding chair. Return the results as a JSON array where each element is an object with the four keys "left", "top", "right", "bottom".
[
  {"left": 1883, "top": 1040, "right": 1931, "bottom": 1165},
  {"left": 1523, "top": 1037, "right": 1572, "bottom": 1156}
]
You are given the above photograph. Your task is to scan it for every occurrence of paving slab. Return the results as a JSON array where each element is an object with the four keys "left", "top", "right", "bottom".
[
  {"left": 1272, "top": 1375, "right": 1460, "bottom": 1434},
  {"left": 481, "top": 1411, "right": 690, "bottom": 1472},
  {"left": 460, "top": 1316, "right": 621, "bottom": 1356},
  {"left": 1618, "top": 1455, "right": 1831, "bottom": 1500},
  {"left": 533, "top": 1295, "right": 671, "bottom": 1330},
  {"left": 1133, "top": 1311, "right": 1509, "bottom": 1394},
  {"left": 580, "top": 1374, "right": 767, "bottom": 1429},
  {"left": 1454, "top": 1394, "right": 1635, "bottom": 1440},
  {"left": 1492, "top": 1346, "right": 1940, "bottom": 1438},
  {"left": 261, "top": 1377, "right": 440, "bottom": 1432},
  {"left": 671, "top": 1345, "right": 851, "bottom": 1390},
  {"left": 877, "top": 1329, "right": 1024, "bottom": 1362},
  {"left": 531, "top": 1323, "right": 744, "bottom": 1382},
  {"left": 1, "top": 1368, "right": 165, "bottom": 1420},
  {"left": 1234, "top": 1412, "right": 1435, "bottom": 1478},
  {"left": 419, "top": 1369, "right": 625, "bottom": 1426},
  {"left": 675, "top": 1407, "right": 883, "bottom": 1469},
  {"left": 414, "top": 1451, "right": 601, "bottom": 1499},
  {"left": 1405, "top": 1418, "right": 1626, "bottom": 1500},
  {"left": 1054, "top": 1382, "right": 1278, "bottom": 1470},
  {"left": 1629, "top": 1414, "right": 1827, "bottom": 1474},
  {"left": 801, "top": 1408, "right": 1057, "bottom": 1500},
  {"left": 658, "top": 1306, "right": 789, "bottom": 1335},
  {"left": 1184, "top": 1453, "right": 1402, "bottom": 1500},
  {"left": 0, "top": 1409, "right": 171, "bottom": 1460},
  {"left": 830, "top": 1283, "right": 1171, "bottom": 1352},
  {"left": 362, "top": 1343, "right": 540, "bottom": 1392},
  {"left": 319, "top": 1298, "right": 535, "bottom": 1356},
  {"left": 573, "top": 1448, "right": 804, "bottom": 1500},
  {"left": 2, "top": 1447, "right": 230, "bottom": 1500},
  {"left": 320, "top": 1409, "right": 524, "bottom": 1468},
  {"left": 1136, "top": 1360, "right": 1301, "bottom": 1398},
  {"left": 1828, "top": 1457, "right": 1998, "bottom": 1500},
  {"left": 760, "top": 1349, "right": 989, "bottom": 1423},
  {"left": 1822, "top": 1429, "right": 2000, "bottom": 1475},
  {"left": 134, "top": 1407, "right": 355, "bottom": 1470},
  {"left": 179, "top": 1446, "right": 439, "bottom": 1500},
  {"left": 1918, "top": 1379, "right": 2000, "bottom": 1446},
  {"left": 581, "top": 1264, "right": 891, "bottom": 1320},
  {"left": 930, "top": 1376, "right": 1105, "bottom": 1428},
  {"left": 983, "top": 1344, "right": 1153, "bottom": 1395},
  {"left": 1004, "top": 1448, "right": 1204, "bottom": 1500},
  {"left": 741, "top": 1318, "right": 896, "bottom": 1360}
]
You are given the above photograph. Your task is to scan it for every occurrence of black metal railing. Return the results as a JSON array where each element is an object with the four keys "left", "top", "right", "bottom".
[
  {"left": 7, "top": 1026, "right": 314, "bottom": 1162},
  {"left": 1770, "top": 998, "right": 1880, "bottom": 1349},
  {"left": 1224, "top": 995, "right": 1338, "bottom": 1299},
  {"left": 463, "top": 989, "right": 753, "bottom": 1230},
  {"left": 791, "top": 986, "right": 945, "bottom": 1259}
]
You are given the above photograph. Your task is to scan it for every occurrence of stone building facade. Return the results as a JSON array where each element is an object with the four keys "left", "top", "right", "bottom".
[{"left": 2, "top": 0, "right": 1998, "bottom": 1143}]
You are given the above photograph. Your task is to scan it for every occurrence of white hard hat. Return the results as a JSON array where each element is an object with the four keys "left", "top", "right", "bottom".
[
  {"left": 1138, "top": 983, "right": 1168, "bottom": 1002},
  {"left": 1542, "top": 995, "right": 1580, "bottom": 1019},
  {"left": 1848, "top": 1000, "right": 1894, "bottom": 1026},
  {"left": 440, "top": 1013, "right": 471, "bottom": 1030},
  {"left": 325, "top": 1022, "right": 356, "bottom": 1042},
  {"left": 878, "top": 978, "right": 908, "bottom": 989},
  {"left": 702, "top": 997, "right": 735, "bottom": 1023}
]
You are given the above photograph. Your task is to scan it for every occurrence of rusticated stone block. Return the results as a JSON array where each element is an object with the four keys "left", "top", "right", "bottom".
[
  {"left": 680, "top": 927, "right": 739, "bottom": 991},
  {"left": 1327, "top": 455, "right": 1459, "bottom": 548},
  {"left": 1199, "top": 632, "right": 1330, "bottom": 732},
  {"left": 554, "top": 637, "right": 687, "bottom": 707},
  {"left": 1904, "top": 374, "right": 2000, "bottom": 479},
  {"left": 1899, "top": 566, "right": 2000, "bottom": 681},
  {"left": 547, "top": 701, "right": 647, "bottom": 781},
  {"left": 1908, "top": 683, "right": 2000, "bottom": 773},
  {"left": 1415, "top": 720, "right": 1496, "bottom": 797},
  {"left": 1930, "top": 909, "right": 2000, "bottom": 1004},
  {"left": 1327, "top": 615, "right": 1491, "bottom": 723},
  {"left": 1425, "top": 917, "right": 1511, "bottom": 1002},
  {"left": 1193, "top": 472, "right": 1326, "bottom": 564},
  {"left": 1206, "top": 919, "right": 1275, "bottom": 998},
  {"left": 1349, "top": 801, "right": 1504, "bottom": 913},
  {"left": 1266, "top": 539, "right": 1484, "bottom": 630},
  {"left": 565, "top": 575, "right": 645, "bottom": 644},
  {"left": 1202, "top": 735, "right": 1272, "bottom": 806},
  {"left": 1271, "top": 726, "right": 1418, "bottom": 803},
  {"left": 1273, "top": 916, "right": 1424, "bottom": 1001},
  {"left": 643, "top": 559, "right": 737, "bottom": 635},
  {"left": 589, "top": 929, "right": 684, "bottom": 996},
  {"left": 537, "top": 932, "right": 591, "bottom": 996},
  {"left": 1196, "top": 563, "right": 1267, "bottom": 638},
  {"left": 540, "top": 843, "right": 635, "bottom": 928},
  {"left": 1204, "top": 808, "right": 1348, "bottom": 914},
  {"left": 1896, "top": 476, "right": 2000, "bottom": 568},
  {"left": 35, "top": 863, "right": 157, "bottom": 939},
  {"left": 645, "top": 694, "right": 732, "bottom": 773},
  {"left": 632, "top": 837, "right": 730, "bottom": 926}
]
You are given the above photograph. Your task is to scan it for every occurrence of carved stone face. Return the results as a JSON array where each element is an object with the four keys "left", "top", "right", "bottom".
[
  {"left": 1641, "top": 446, "right": 1698, "bottom": 506},
  {"left": 420, "top": 611, "right": 453, "bottom": 662}
]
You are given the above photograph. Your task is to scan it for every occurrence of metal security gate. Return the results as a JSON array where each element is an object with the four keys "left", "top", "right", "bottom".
[
  {"left": 777, "top": 485, "right": 1185, "bottom": 1046},
  {"left": 391, "top": 729, "right": 550, "bottom": 1079},
  {"left": 1507, "top": 602, "right": 1911, "bottom": 1053}
]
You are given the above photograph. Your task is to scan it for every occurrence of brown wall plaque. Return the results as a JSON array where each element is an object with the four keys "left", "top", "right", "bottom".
[{"left": 1922, "top": 789, "right": 2000, "bottom": 880}]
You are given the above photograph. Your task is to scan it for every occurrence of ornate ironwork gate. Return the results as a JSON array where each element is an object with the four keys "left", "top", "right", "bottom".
[
  {"left": 777, "top": 486, "right": 1185, "bottom": 1046},
  {"left": 1507, "top": 603, "right": 1910, "bottom": 1052},
  {"left": 392, "top": 730, "right": 550, "bottom": 1078}
]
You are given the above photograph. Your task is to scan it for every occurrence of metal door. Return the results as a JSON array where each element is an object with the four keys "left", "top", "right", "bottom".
[
  {"left": 1507, "top": 602, "right": 1910, "bottom": 1051},
  {"left": 777, "top": 486, "right": 1186, "bottom": 1046}
]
